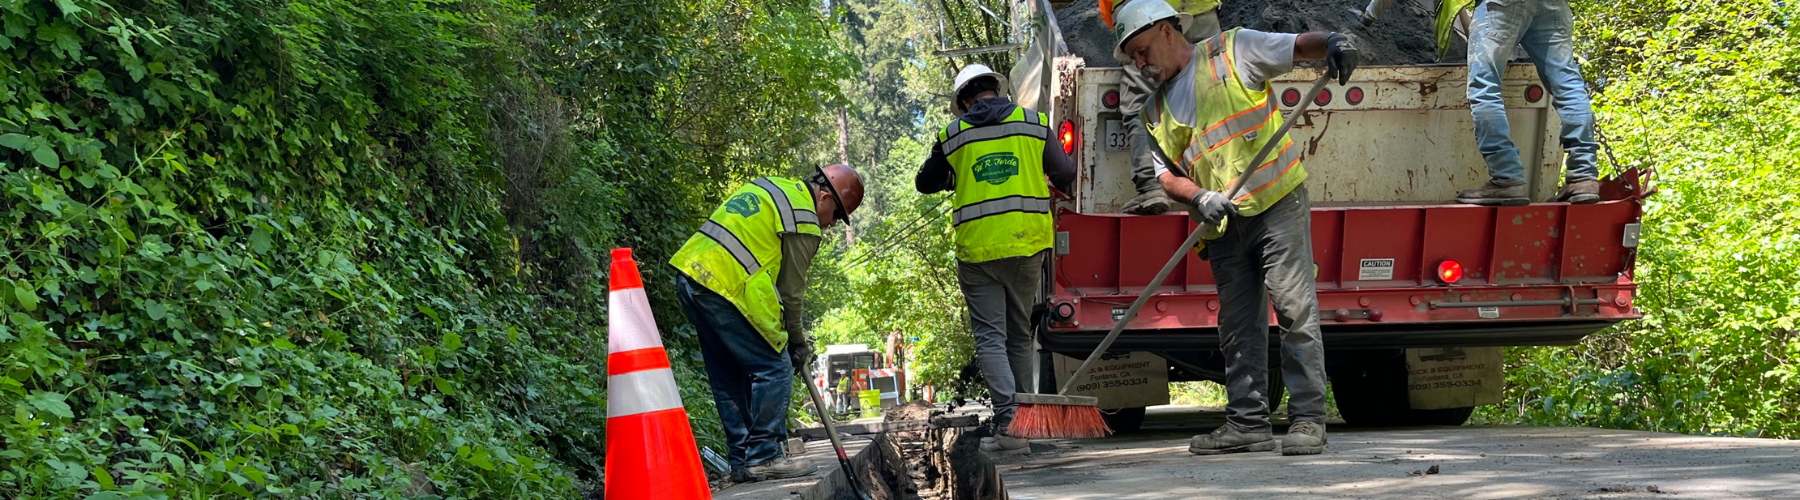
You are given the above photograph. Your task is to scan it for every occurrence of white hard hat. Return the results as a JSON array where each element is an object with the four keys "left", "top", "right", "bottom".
[
  {"left": 950, "top": 63, "right": 1008, "bottom": 115},
  {"left": 1111, "top": 0, "right": 1182, "bottom": 63}
]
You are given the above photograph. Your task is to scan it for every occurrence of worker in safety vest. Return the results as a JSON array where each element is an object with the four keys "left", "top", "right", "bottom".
[
  {"left": 916, "top": 64, "right": 1076, "bottom": 455},
  {"left": 1102, "top": 0, "right": 1223, "bottom": 216},
  {"left": 670, "top": 164, "right": 865, "bottom": 482},
  {"left": 1112, "top": 0, "right": 1361, "bottom": 456}
]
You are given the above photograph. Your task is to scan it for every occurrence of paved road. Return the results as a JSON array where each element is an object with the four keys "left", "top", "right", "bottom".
[{"left": 999, "top": 406, "right": 1800, "bottom": 499}]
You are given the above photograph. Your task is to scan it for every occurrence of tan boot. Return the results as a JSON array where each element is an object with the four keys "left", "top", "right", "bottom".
[
  {"left": 1550, "top": 179, "right": 1601, "bottom": 204},
  {"left": 1280, "top": 421, "right": 1328, "bottom": 456},
  {"left": 1122, "top": 188, "right": 1174, "bottom": 215},
  {"left": 742, "top": 457, "right": 818, "bottom": 481},
  {"left": 1188, "top": 424, "right": 1279, "bottom": 455},
  {"left": 1455, "top": 180, "right": 1530, "bottom": 206},
  {"left": 980, "top": 434, "right": 1031, "bottom": 456}
]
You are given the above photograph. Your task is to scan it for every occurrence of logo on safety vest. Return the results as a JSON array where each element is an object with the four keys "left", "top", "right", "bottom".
[
  {"left": 725, "top": 192, "right": 761, "bottom": 218},
  {"left": 973, "top": 152, "right": 1020, "bottom": 185}
]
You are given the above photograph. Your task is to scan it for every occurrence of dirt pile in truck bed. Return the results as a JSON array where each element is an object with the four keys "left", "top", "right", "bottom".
[{"left": 1054, "top": 0, "right": 1466, "bottom": 67}]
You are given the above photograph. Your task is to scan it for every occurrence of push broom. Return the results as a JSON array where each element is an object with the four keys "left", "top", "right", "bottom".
[{"left": 1009, "top": 72, "right": 1333, "bottom": 439}]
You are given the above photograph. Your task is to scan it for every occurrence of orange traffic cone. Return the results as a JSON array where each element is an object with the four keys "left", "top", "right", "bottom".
[{"left": 605, "top": 248, "right": 711, "bottom": 499}]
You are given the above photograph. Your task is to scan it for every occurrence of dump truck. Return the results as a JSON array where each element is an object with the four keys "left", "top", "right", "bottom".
[{"left": 1018, "top": 5, "right": 1651, "bottom": 430}]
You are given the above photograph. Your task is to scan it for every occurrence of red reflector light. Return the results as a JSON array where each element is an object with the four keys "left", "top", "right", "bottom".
[
  {"left": 1437, "top": 260, "right": 1464, "bottom": 283},
  {"left": 1526, "top": 85, "right": 1545, "bottom": 103},
  {"left": 1346, "top": 86, "right": 1365, "bottom": 105},
  {"left": 1314, "top": 88, "right": 1333, "bottom": 106},
  {"left": 1059, "top": 121, "right": 1076, "bottom": 155},
  {"left": 1103, "top": 90, "right": 1120, "bottom": 109},
  {"left": 1281, "top": 88, "right": 1302, "bottom": 107}
]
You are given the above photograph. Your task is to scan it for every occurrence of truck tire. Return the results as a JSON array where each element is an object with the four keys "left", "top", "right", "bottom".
[
  {"left": 1326, "top": 349, "right": 1474, "bottom": 427},
  {"left": 1102, "top": 406, "right": 1148, "bottom": 433}
]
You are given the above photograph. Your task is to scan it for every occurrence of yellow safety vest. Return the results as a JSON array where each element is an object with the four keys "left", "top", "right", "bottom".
[
  {"left": 670, "top": 177, "right": 822, "bottom": 351},
  {"left": 936, "top": 107, "right": 1054, "bottom": 263},
  {"left": 1146, "top": 28, "right": 1308, "bottom": 240}
]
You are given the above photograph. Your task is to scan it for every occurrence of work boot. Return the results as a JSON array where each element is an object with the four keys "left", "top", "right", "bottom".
[
  {"left": 1188, "top": 424, "right": 1279, "bottom": 455},
  {"left": 741, "top": 457, "right": 818, "bottom": 482},
  {"left": 1122, "top": 188, "right": 1173, "bottom": 215},
  {"left": 1455, "top": 180, "right": 1530, "bottom": 206},
  {"left": 1550, "top": 179, "right": 1601, "bottom": 204},
  {"left": 1281, "top": 421, "right": 1328, "bottom": 456},
  {"left": 979, "top": 435, "right": 1031, "bottom": 456}
]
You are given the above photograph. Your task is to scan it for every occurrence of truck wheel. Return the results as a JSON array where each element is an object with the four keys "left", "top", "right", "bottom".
[
  {"left": 1326, "top": 349, "right": 1474, "bottom": 427},
  {"left": 1102, "top": 406, "right": 1148, "bottom": 433}
]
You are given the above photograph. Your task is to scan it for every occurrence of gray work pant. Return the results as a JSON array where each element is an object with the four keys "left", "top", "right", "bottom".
[
  {"left": 957, "top": 252, "right": 1046, "bottom": 433},
  {"left": 1205, "top": 185, "right": 1329, "bottom": 432},
  {"left": 1119, "top": 10, "right": 1222, "bottom": 194}
]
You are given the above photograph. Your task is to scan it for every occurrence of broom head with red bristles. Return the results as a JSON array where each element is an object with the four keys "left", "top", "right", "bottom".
[{"left": 1008, "top": 393, "right": 1111, "bottom": 439}]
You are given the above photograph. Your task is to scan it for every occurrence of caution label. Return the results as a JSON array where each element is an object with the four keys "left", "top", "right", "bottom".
[{"left": 1359, "top": 258, "right": 1396, "bottom": 281}]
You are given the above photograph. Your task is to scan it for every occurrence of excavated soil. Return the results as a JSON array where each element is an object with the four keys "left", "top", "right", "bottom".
[{"left": 1055, "top": 0, "right": 1466, "bottom": 67}]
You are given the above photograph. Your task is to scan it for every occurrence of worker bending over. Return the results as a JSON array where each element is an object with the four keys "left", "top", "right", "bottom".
[{"left": 670, "top": 165, "right": 865, "bottom": 481}]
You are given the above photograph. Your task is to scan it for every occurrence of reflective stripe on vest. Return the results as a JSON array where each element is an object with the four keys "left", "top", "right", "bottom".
[
  {"left": 699, "top": 220, "right": 761, "bottom": 276},
  {"left": 941, "top": 121, "right": 1048, "bottom": 157},
  {"left": 1145, "top": 28, "right": 1308, "bottom": 228},
  {"left": 937, "top": 106, "right": 1055, "bottom": 263},
  {"left": 668, "top": 177, "right": 821, "bottom": 352},
  {"left": 952, "top": 195, "right": 1053, "bottom": 225}
]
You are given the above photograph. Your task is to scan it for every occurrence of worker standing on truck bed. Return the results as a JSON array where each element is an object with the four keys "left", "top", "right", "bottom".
[
  {"left": 1102, "top": 0, "right": 1223, "bottom": 216},
  {"left": 916, "top": 64, "right": 1076, "bottom": 456},
  {"left": 1110, "top": 0, "right": 1361, "bottom": 456},
  {"left": 669, "top": 165, "right": 865, "bottom": 482},
  {"left": 1454, "top": 0, "right": 1601, "bottom": 206}
]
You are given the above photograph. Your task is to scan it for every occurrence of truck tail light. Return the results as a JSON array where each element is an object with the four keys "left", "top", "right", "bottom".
[
  {"left": 1281, "top": 88, "right": 1301, "bottom": 107},
  {"left": 1437, "top": 260, "right": 1464, "bottom": 284},
  {"left": 1346, "top": 86, "right": 1365, "bottom": 105},
  {"left": 1526, "top": 85, "right": 1545, "bottom": 103},
  {"left": 1103, "top": 90, "right": 1120, "bottom": 109},
  {"left": 1060, "top": 120, "right": 1076, "bottom": 155},
  {"left": 1314, "top": 88, "right": 1333, "bottom": 106}
]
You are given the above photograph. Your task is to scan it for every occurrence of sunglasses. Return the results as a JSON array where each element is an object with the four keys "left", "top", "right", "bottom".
[{"left": 813, "top": 165, "right": 850, "bottom": 225}]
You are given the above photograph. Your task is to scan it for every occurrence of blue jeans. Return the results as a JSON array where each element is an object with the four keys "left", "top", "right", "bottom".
[
  {"left": 1468, "top": 0, "right": 1599, "bottom": 186},
  {"left": 675, "top": 275, "right": 792, "bottom": 470}
]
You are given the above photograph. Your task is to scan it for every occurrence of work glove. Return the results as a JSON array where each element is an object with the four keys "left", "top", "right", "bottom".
[
  {"left": 1189, "top": 189, "right": 1237, "bottom": 226},
  {"left": 788, "top": 336, "right": 815, "bottom": 375},
  {"left": 1325, "top": 32, "right": 1361, "bottom": 85}
]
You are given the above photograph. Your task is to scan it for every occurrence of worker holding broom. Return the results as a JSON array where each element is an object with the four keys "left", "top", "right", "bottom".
[
  {"left": 1109, "top": 0, "right": 1361, "bottom": 456},
  {"left": 669, "top": 164, "right": 865, "bottom": 481},
  {"left": 916, "top": 63, "right": 1076, "bottom": 456}
]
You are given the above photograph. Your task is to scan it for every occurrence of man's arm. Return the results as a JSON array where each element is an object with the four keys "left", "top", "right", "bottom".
[
  {"left": 1231, "top": 29, "right": 1357, "bottom": 88},
  {"left": 916, "top": 145, "right": 955, "bottom": 194},
  {"left": 776, "top": 232, "right": 822, "bottom": 344},
  {"left": 1042, "top": 134, "right": 1076, "bottom": 194},
  {"left": 1293, "top": 31, "right": 1332, "bottom": 61},
  {"left": 1159, "top": 171, "right": 1203, "bottom": 204}
]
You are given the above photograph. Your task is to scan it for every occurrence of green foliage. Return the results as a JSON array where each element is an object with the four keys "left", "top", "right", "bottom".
[
  {"left": 1476, "top": 0, "right": 1800, "bottom": 438},
  {"left": 0, "top": 0, "right": 850, "bottom": 497}
]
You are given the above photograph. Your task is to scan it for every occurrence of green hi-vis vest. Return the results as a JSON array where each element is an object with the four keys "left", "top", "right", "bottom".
[
  {"left": 670, "top": 177, "right": 822, "bottom": 351},
  {"left": 937, "top": 107, "right": 1054, "bottom": 263},
  {"left": 1170, "top": 0, "right": 1220, "bottom": 16},
  {"left": 1146, "top": 28, "right": 1308, "bottom": 240}
]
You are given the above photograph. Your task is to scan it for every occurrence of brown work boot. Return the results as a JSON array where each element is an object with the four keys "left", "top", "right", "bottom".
[
  {"left": 1122, "top": 188, "right": 1173, "bottom": 215},
  {"left": 1455, "top": 180, "right": 1530, "bottom": 206},
  {"left": 1280, "top": 421, "right": 1328, "bottom": 456},
  {"left": 979, "top": 434, "right": 1031, "bottom": 456},
  {"left": 1188, "top": 424, "right": 1279, "bottom": 455},
  {"left": 741, "top": 457, "right": 818, "bottom": 481},
  {"left": 1550, "top": 179, "right": 1601, "bottom": 204}
]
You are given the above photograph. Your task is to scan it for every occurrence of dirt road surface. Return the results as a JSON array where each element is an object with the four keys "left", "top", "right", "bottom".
[{"left": 998, "top": 406, "right": 1800, "bottom": 499}]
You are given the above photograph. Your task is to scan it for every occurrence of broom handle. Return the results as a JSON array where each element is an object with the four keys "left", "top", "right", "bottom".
[{"left": 1056, "top": 73, "right": 1331, "bottom": 396}]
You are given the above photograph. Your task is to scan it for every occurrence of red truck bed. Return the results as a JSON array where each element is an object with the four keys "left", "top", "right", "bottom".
[{"left": 1041, "top": 170, "right": 1651, "bottom": 352}]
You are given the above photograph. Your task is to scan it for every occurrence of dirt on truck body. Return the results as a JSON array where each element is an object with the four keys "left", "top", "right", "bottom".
[{"left": 1054, "top": 0, "right": 1465, "bottom": 67}]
